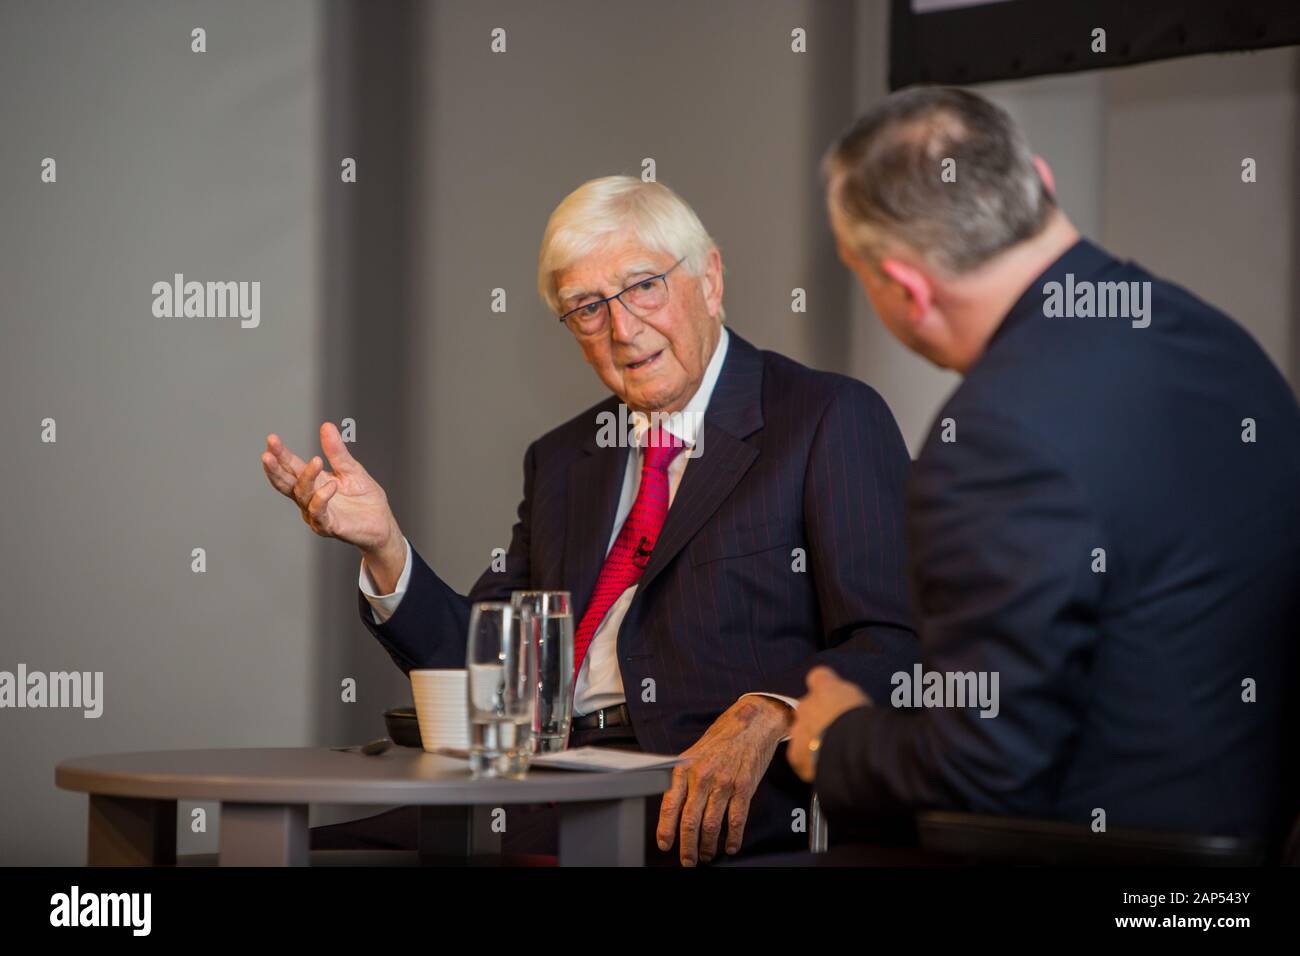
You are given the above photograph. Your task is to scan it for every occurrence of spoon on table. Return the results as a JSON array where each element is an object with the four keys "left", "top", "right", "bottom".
[{"left": 330, "top": 737, "right": 393, "bottom": 756}]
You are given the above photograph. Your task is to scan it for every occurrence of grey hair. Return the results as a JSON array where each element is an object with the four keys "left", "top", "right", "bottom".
[{"left": 823, "top": 86, "right": 1055, "bottom": 275}]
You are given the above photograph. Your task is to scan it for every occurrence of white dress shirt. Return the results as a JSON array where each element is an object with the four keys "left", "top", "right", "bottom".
[{"left": 359, "top": 328, "right": 795, "bottom": 728}]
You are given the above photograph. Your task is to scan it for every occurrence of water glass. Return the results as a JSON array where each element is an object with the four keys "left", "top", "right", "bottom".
[
  {"left": 512, "top": 590, "right": 574, "bottom": 753},
  {"left": 465, "top": 601, "right": 536, "bottom": 778}
]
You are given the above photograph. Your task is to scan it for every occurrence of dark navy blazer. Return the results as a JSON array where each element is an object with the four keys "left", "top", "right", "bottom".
[
  {"left": 360, "top": 331, "right": 918, "bottom": 853},
  {"left": 817, "top": 240, "right": 1300, "bottom": 843}
]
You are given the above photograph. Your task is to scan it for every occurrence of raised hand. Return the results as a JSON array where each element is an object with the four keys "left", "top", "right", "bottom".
[{"left": 261, "top": 423, "right": 403, "bottom": 565}]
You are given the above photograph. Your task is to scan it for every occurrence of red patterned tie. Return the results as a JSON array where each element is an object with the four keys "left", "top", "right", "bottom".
[{"left": 573, "top": 424, "right": 685, "bottom": 679}]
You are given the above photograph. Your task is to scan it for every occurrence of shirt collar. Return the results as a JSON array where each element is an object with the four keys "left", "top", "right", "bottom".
[
  {"left": 985, "top": 238, "right": 1116, "bottom": 353},
  {"left": 630, "top": 326, "right": 729, "bottom": 449}
]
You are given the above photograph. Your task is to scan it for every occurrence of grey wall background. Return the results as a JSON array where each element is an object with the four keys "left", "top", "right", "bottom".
[
  {"left": 2, "top": 0, "right": 1296, "bottom": 864},
  {"left": 1, "top": 0, "right": 323, "bottom": 863}
]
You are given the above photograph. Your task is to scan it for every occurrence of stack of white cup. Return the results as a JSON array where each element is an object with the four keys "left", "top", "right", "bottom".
[{"left": 409, "top": 669, "right": 469, "bottom": 752}]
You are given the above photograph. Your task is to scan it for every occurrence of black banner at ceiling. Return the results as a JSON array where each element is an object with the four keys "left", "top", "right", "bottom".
[{"left": 890, "top": 0, "right": 1300, "bottom": 90}]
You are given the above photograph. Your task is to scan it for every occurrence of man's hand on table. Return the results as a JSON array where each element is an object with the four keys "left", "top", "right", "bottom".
[
  {"left": 656, "top": 694, "right": 791, "bottom": 866},
  {"left": 786, "top": 665, "right": 872, "bottom": 784},
  {"left": 260, "top": 422, "right": 407, "bottom": 592}
]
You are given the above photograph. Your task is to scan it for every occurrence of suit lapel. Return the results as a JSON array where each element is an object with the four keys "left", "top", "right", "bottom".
[
  {"left": 564, "top": 407, "right": 630, "bottom": 619},
  {"left": 632, "top": 332, "right": 765, "bottom": 597},
  {"left": 632, "top": 423, "right": 757, "bottom": 597}
]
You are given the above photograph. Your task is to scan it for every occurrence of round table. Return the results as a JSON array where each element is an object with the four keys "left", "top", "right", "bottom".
[{"left": 55, "top": 746, "right": 672, "bottom": 866}]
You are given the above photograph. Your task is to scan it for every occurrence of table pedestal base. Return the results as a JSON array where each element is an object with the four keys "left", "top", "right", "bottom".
[
  {"left": 88, "top": 795, "right": 177, "bottom": 866},
  {"left": 219, "top": 803, "right": 309, "bottom": 866},
  {"left": 558, "top": 797, "right": 645, "bottom": 866}
]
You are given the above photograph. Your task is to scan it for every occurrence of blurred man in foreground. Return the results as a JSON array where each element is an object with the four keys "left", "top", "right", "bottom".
[{"left": 789, "top": 87, "right": 1300, "bottom": 847}]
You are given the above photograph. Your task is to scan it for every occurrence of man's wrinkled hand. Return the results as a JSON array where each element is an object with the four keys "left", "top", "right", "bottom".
[
  {"left": 260, "top": 423, "right": 406, "bottom": 590},
  {"left": 655, "top": 695, "right": 790, "bottom": 866},
  {"left": 787, "top": 666, "right": 871, "bottom": 783},
  {"left": 260, "top": 423, "right": 396, "bottom": 549}
]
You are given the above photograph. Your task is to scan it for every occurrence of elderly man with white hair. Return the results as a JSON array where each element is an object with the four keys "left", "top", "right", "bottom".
[{"left": 261, "top": 175, "right": 917, "bottom": 864}]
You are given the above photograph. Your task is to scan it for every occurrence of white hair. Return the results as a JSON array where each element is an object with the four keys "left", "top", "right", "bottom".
[{"left": 537, "top": 175, "right": 725, "bottom": 321}]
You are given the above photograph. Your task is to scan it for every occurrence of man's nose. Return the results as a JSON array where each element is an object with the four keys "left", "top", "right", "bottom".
[{"left": 608, "top": 296, "right": 643, "bottom": 342}]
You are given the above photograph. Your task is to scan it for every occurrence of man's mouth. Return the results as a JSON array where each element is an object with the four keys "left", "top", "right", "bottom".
[{"left": 624, "top": 350, "right": 663, "bottom": 372}]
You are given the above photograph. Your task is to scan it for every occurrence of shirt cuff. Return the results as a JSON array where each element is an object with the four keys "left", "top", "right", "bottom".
[
  {"left": 741, "top": 692, "right": 798, "bottom": 743},
  {"left": 358, "top": 537, "right": 413, "bottom": 625}
]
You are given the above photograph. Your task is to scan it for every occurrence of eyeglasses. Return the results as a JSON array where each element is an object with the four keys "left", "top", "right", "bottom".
[{"left": 558, "top": 256, "right": 687, "bottom": 337}]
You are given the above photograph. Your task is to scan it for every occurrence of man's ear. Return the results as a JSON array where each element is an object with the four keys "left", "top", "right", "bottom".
[
  {"left": 879, "top": 257, "right": 932, "bottom": 323},
  {"left": 701, "top": 246, "right": 724, "bottom": 318},
  {"left": 1033, "top": 155, "right": 1056, "bottom": 197}
]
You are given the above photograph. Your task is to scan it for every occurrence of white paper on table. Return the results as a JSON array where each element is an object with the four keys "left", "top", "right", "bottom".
[{"left": 530, "top": 746, "right": 683, "bottom": 772}]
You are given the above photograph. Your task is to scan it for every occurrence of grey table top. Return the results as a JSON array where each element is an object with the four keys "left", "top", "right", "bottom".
[{"left": 55, "top": 746, "right": 673, "bottom": 805}]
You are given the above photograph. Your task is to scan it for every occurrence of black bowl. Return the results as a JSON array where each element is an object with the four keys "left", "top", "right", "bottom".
[{"left": 383, "top": 706, "right": 424, "bottom": 748}]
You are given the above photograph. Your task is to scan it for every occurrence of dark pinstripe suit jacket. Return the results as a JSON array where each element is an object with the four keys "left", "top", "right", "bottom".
[{"left": 360, "top": 330, "right": 918, "bottom": 854}]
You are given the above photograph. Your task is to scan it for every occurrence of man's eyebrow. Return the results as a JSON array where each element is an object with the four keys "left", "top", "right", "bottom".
[{"left": 558, "top": 263, "right": 663, "bottom": 305}]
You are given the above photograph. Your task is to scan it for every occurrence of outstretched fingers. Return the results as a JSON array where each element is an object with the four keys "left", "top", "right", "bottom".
[
  {"left": 320, "top": 422, "right": 363, "bottom": 476},
  {"left": 261, "top": 450, "right": 296, "bottom": 495},
  {"left": 305, "top": 478, "right": 339, "bottom": 533},
  {"left": 292, "top": 455, "right": 325, "bottom": 510}
]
